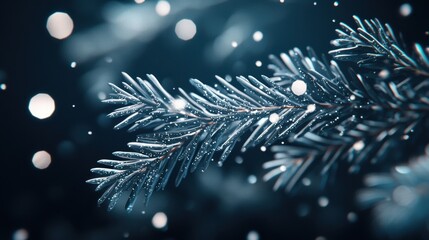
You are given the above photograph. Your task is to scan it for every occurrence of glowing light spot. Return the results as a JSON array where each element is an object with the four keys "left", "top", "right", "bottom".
[
  {"left": 175, "top": 19, "right": 197, "bottom": 41},
  {"left": 231, "top": 41, "right": 238, "bottom": 48},
  {"left": 171, "top": 98, "right": 187, "bottom": 110},
  {"left": 12, "top": 229, "right": 29, "bottom": 240},
  {"left": 313, "top": 2, "right": 317, "bottom": 6},
  {"left": 247, "top": 231, "right": 259, "bottom": 240},
  {"left": 28, "top": 93, "right": 56, "bottom": 119},
  {"left": 395, "top": 166, "right": 410, "bottom": 174},
  {"left": 378, "top": 69, "right": 390, "bottom": 79},
  {"left": 306, "top": 104, "right": 316, "bottom": 113},
  {"left": 280, "top": 0, "right": 285, "bottom": 3},
  {"left": 152, "top": 212, "right": 168, "bottom": 229},
  {"left": 0, "top": 83, "right": 6, "bottom": 90},
  {"left": 347, "top": 212, "right": 358, "bottom": 223},
  {"left": 70, "top": 62, "right": 77, "bottom": 68},
  {"left": 393, "top": 185, "right": 416, "bottom": 206},
  {"left": 88, "top": 131, "right": 93, "bottom": 135},
  {"left": 135, "top": 0, "right": 145, "bottom": 3},
  {"left": 98, "top": 92, "right": 106, "bottom": 100},
  {"left": 279, "top": 165, "right": 287, "bottom": 172},
  {"left": 260, "top": 146, "right": 267, "bottom": 152},
  {"left": 156, "top": 1, "right": 171, "bottom": 16},
  {"left": 255, "top": 61, "right": 262, "bottom": 67},
  {"left": 32, "top": 151, "right": 52, "bottom": 170},
  {"left": 302, "top": 178, "right": 311, "bottom": 186},
  {"left": 248, "top": 175, "right": 257, "bottom": 184},
  {"left": 318, "top": 196, "right": 329, "bottom": 207},
  {"left": 46, "top": 12, "right": 74, "bottom": 40},
  {"left": 291, "top": 80, "right": 307, "bottom": 96},
  {"left": 352, "top": 140, "right": 365, "bottom": 151},
  {"left": 333, "top": 1, "right": 339, "bottom": 7},
  {"left": 399, "top": 3, "right": 412, "bottom": 17},
  {"left": 253, "top": 31, "right": 263, "bottom": 42},
  {"left": 269, "top": 113, "right": 280, "bottom": 123},
  {"left": 349, "top": 95, "right": 356, "bottom": 101}
]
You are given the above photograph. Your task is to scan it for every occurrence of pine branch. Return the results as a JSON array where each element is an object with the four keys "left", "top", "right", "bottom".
[
  {"left": 357, "top": 146, "right": 429, "bottom": 236},
  {"left": 329, "top": 16, "right": 429, "bottom": 78},
  {"left": 88, "top": 16, "right": 429, "bottom": 211},
  {"left": 262, "top": 48, "right": 429, "bottom": 192},
  {"left": 87, "top": 68, "right": 323, "bottom": 211}
]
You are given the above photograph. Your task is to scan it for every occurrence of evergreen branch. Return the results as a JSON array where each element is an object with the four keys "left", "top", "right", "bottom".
[
  {"left": 329, "top": 16, "right": 429, "bottom": 78},
  {"left": 263, "top": 48, "right": 429, "bottom": 192},
  {"left": 88, "top": 16, "right": 429, "bottom": 211},
  {"left": 357, "top": 146, "right": 429, "bottom": 236}
]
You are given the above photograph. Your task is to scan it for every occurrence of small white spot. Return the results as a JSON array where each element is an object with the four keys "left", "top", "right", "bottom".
[
  {"left": 98, "top": 92, "right": 106, "bottom": 100},
  {"left": 313, "top": 2, "right": 317, "bottom": 6},
  {"left": 255, "top": 61, "right": 262, "bottom": 67},
  {"left": 253, "top": 31, "right": 263, "bottom": 42},
  {"left": 269, "top": 113, "right": 280, "bottom": 123},
  {"left": 306, "top": 104, "right": 316, "bottom": 113},
  {"left": 70, "top": 62, "right": 77, "bottom": 68},
  {"left": 88, "top": 131, "right": 93, "bottom": 135},
  {"left": 235, "top": 156, "right": 244, "bottom": 164},
  {"left": 175, "top": 19, "right": 197, "bottom": 41},
  {"left": 171, "top": 98, "right": 187, "bottom": 110},
  {"left": 12, "top": 229, "right": 29, "bottom": 240},
  {"left": 302, "top": 178, "right": 311, "bottom": 186},
  {"left": 248, "top": 175, "right": 257, "bottom": 184},
  {"left": 0, "top": 83, "right": 6, "bottom": 90},
  {"left": 72, "top": 104, "right": 76, "bottom": 108},
  {"left": 247, "top": 231, "right": 259, "bottom": 240},
  {"left": 260, "top": 146, "right": 267, "bottom": 152},
  {"left": 231, "top": 41, "right": 238, "bottom": 48},
  {"left": 279, "top": 165, "right": 287, "bottom": 172},
  {"left": 152, "top": 212, "right": 168, "bottom": 229},
  {"left": 395, "top": 166, "right": 410, "bottom": 174},
  {"left": 135, "top": 0, "right": 145, "bottom": 3},
  {"left": 32, "top": 151, "right": 52, "bottom": 170},
  {"left": 333, "top": 1, "right": 339, "bottom": 7},
  {"left": 393, "top": 185, "right": 416, "bottom": 206},
  {"left": 156, "top": 1, "right": 171, "bottom": 16},
  {"left": 402, "top": 135, "right": 409, "bottom": 140},
  {"left": 353, "top": 140, "right": 365, "bottom": 151},
  {"left": 347, "top": 212, "right": 358, "bottom": 223},
  {"left": 291, "top": 80, "right": 307, "bottom": 96},
  {"left": 378, "top": 69, "right": 390, "bottom": 79},
  {"left": 318, "top": 196, "right": 329, "bottom": 207},
  {"left": 399, "top": 3, "right": 412, "bottom": 17},
  {"left": 28, "top": 93, "right": 56, "bottom": 119},
  {"left": 349, "top": 95, "right": 356, "bottom": 101},
  {"left": 46, "top": 12, "right": 74, "bottom": 40}
]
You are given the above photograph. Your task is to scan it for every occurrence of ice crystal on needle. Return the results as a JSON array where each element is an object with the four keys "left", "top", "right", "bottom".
[{"left": 88, "top": 16, "right": 429, "bottom": 211}]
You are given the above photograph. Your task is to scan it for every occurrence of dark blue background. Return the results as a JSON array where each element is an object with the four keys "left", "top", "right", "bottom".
[{"left": 1, "top": 0, "right": 429, "bottom": 239}]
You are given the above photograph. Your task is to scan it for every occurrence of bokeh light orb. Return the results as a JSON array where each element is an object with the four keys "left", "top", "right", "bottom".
[
  {"left": 175, "top": 19, "right": 197, "bottom": 41},
  {"left": 28, "top": 93, "right": 55, "bottom": 119},
  {"left": 291, "top": 80, "right": 307, "bottom": 96},
  {"left": 32, "top": 151, "right": 52, "bottom": 170},
  {"left": 253, "top": 31, "right": 263, "bottom": 42},
  {"left": 46, "top": 12, "right": 74, "bottom": 40},
  {"left": 156, "top": 1, "right": 171, "bottom": 16},
  {"left": 152, "top": 212, "right": 168, "bottom": 229},
  {"left": 399, "top": 3, "right": 412, "bottom": 17}
]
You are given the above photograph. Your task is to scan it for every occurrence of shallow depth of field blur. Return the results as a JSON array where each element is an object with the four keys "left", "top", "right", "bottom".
[{"left": 1, "top": 0, "right": 429, "bottom": 239}]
